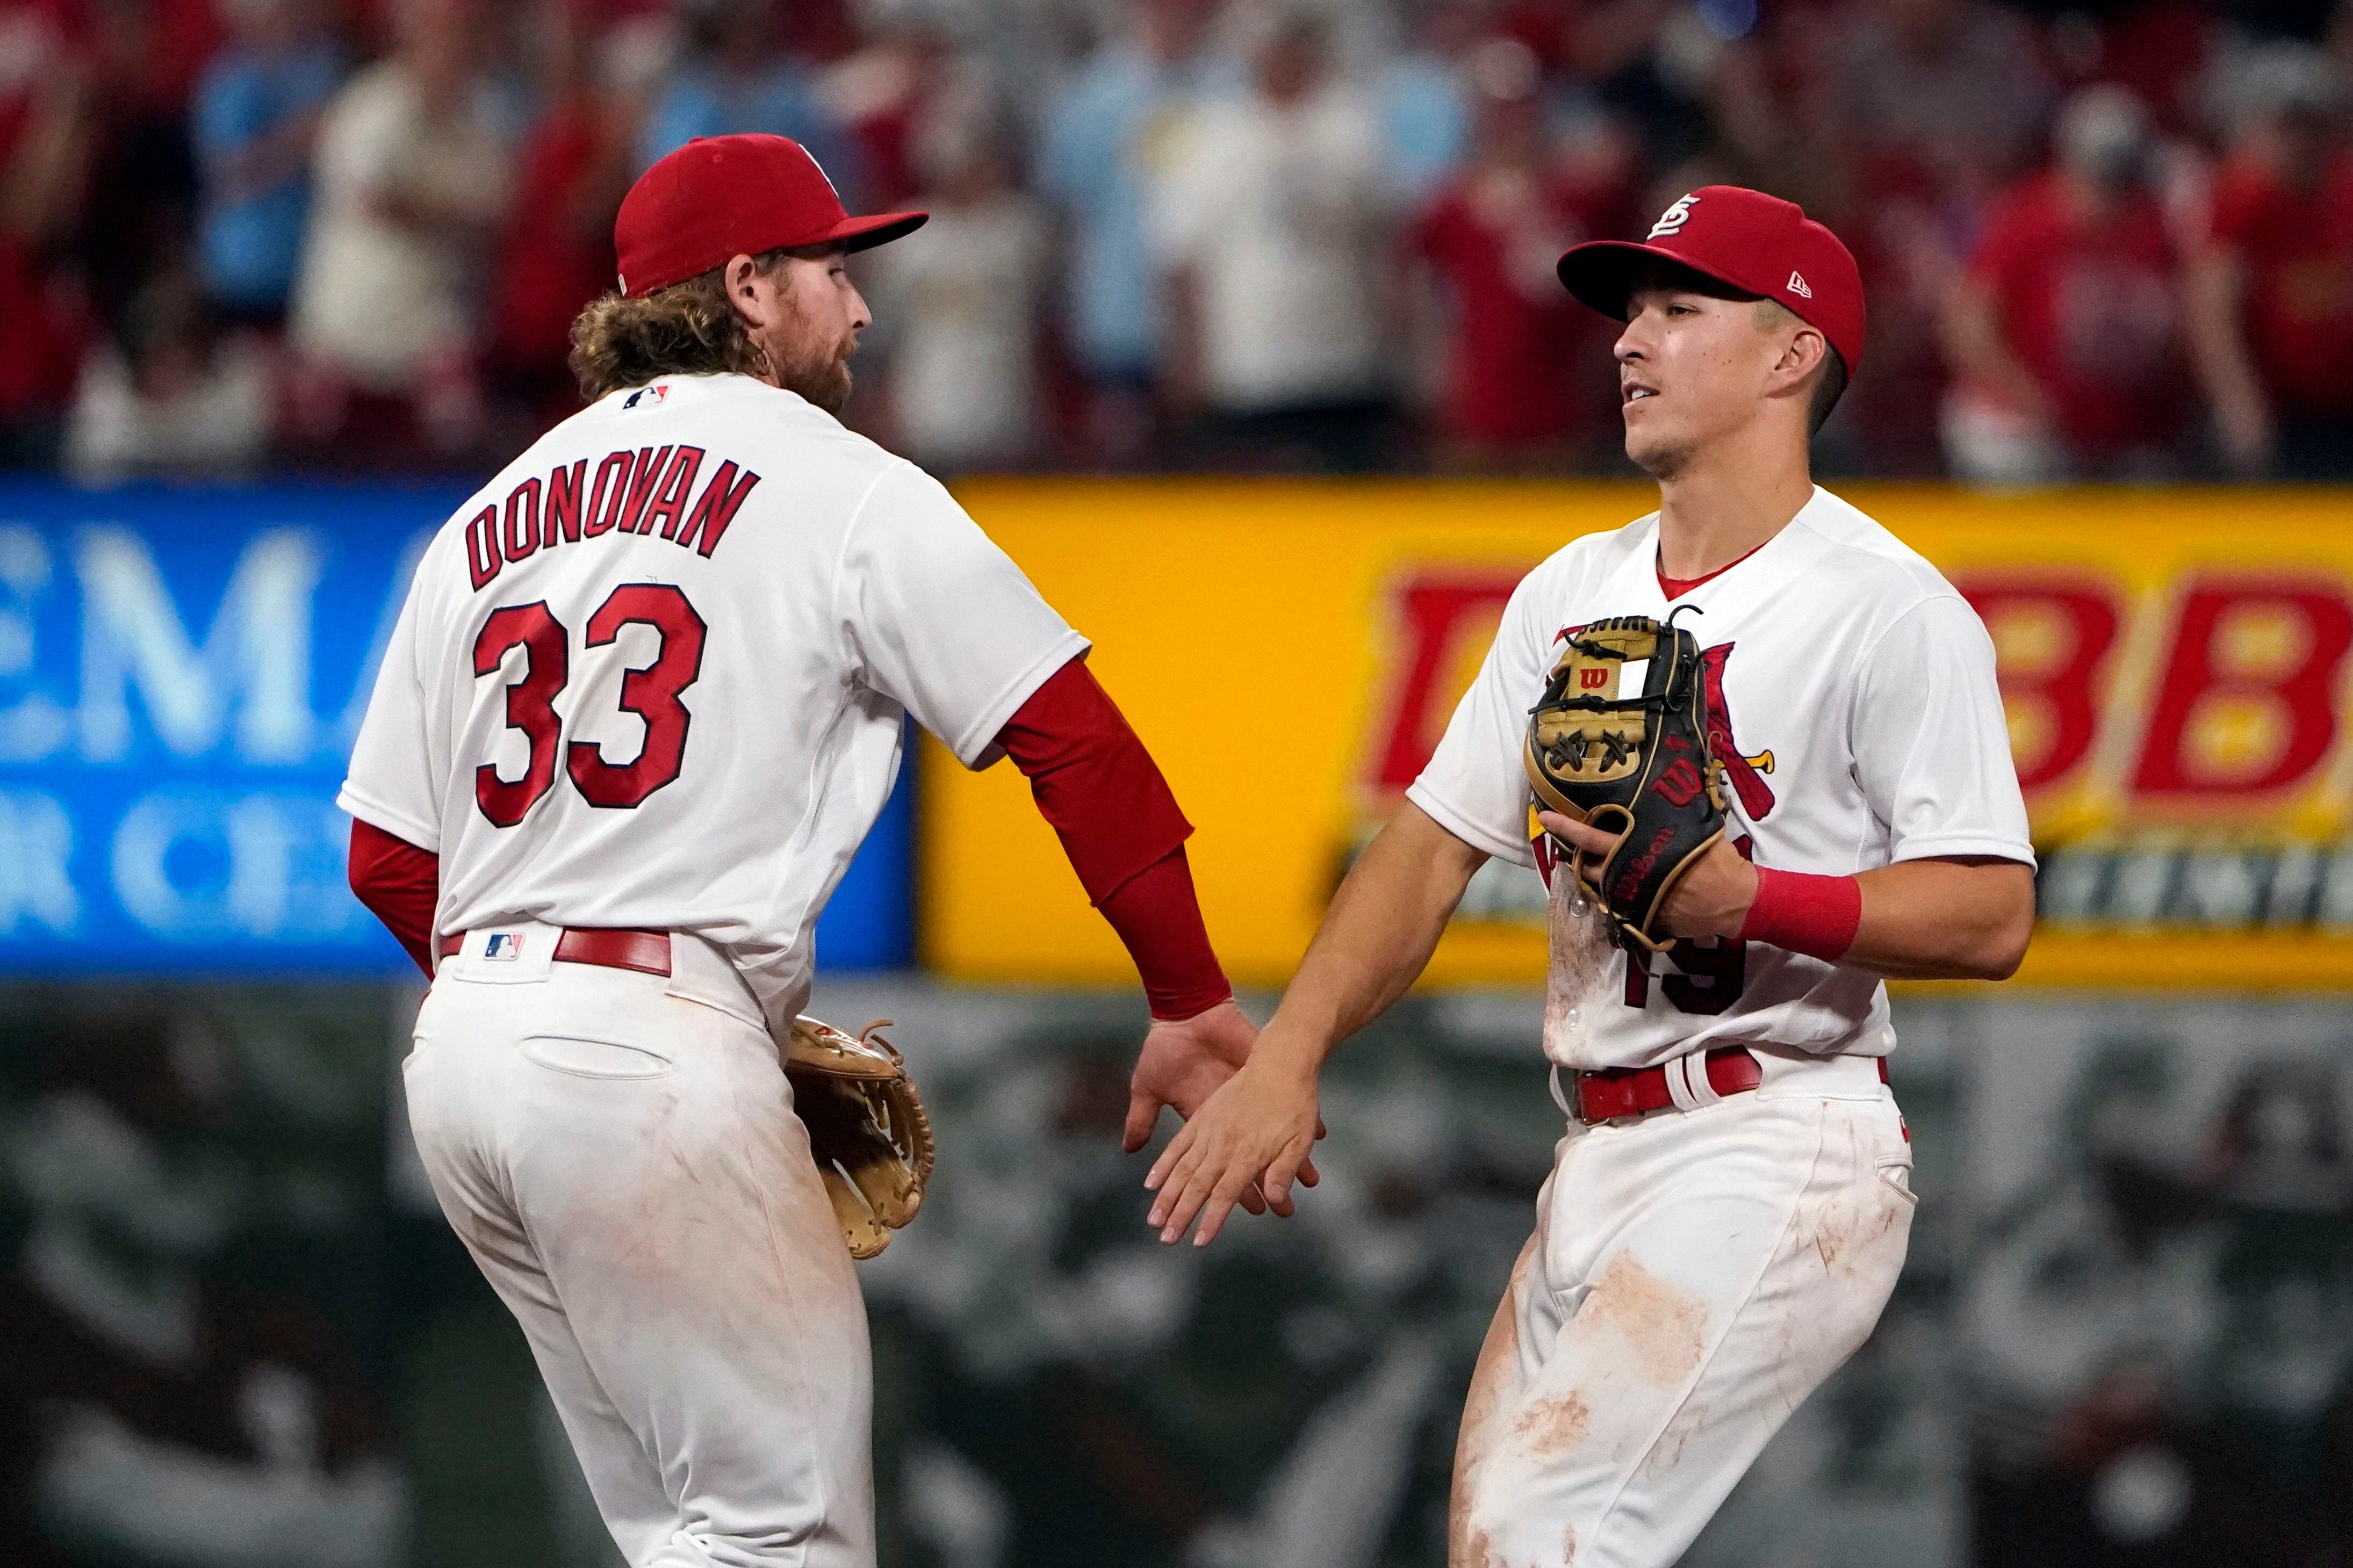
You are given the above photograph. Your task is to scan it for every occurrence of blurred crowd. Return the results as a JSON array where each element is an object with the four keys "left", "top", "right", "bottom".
[{"left": 1, "top": 0, "right": 2348, "bottom": 485}]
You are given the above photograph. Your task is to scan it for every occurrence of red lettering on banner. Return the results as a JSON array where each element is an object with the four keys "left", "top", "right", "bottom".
[
  {"left": 502, "top": 476, "right": 542, "bottom": 563},
  {"left": 614, "top": 445, "right": 676, "bottom": 534},
  {"left": 543, "top": 459, "right": 587, "bottom": 546},
  {"left": 464, "top": 505, "right": 501, "bottom": 590},
  {"left": 645, "top": 445, "right": 705, "bottom": 540},
  {"left": 2134, "top": 577, "right": 2353, "bottom": 798},
  {"left": 1369, "top": 574, "right": 1522, "bottom": 790},
  {"left": 584, "top": 450, "right": 633, "bottom": 536},
  {"left": 1958, "top": 579, "right": 2121, "bottom": 792},
  {"left": 674, "top": 460, "right": 762, "bottom": 558}
]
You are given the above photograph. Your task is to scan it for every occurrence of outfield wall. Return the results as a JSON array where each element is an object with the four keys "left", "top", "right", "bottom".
[{"left": 929, "top": 480, "right": 2353, "bottom": 989}]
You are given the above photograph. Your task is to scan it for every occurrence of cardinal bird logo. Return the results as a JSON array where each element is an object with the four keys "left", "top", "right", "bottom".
[{"left": 1699, "top": 643, "right": 1775, "bottom": 820}]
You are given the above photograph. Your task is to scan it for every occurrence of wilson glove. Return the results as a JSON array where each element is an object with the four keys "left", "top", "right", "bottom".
[{"left": 1523, "top": 614, "right": 1729, "bottom": 951}]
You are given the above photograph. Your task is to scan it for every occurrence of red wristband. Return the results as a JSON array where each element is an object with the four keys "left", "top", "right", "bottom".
[{"left": 1738, "top": 866, "right": 1862, "bottom": 963}]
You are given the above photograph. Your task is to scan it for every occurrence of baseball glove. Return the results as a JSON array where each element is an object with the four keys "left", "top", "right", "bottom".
[
  {"left": 1523, "top": 614, "right": 1728, "bottom": 951},
  {"left": 785, "top": 1017, "right": 936, "bottom": 1260}
]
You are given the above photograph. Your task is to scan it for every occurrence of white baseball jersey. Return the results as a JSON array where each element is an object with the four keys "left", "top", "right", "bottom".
[
  {"left": 340, "top": 373, "right": 1086, "bottom": 1028},
  {"left": 1409, "top": 486, "right": 2032, "bottom": 1070}
]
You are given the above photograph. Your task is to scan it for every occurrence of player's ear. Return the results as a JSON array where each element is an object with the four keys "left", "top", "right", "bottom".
[
  {"left": 724, "top": 254, "right": 770, "bottom": 326},
  {"left": 1772, "top": 323, "right": 1827, "bottom": 395}
]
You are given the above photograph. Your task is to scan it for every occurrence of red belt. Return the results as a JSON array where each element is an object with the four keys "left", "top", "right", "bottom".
[
  {"left": 437, "top": 927, "right": 672, "bottom": 977},
  {"left": 1568, "top": 1049, "right": 1889, "bottom": 1124}
]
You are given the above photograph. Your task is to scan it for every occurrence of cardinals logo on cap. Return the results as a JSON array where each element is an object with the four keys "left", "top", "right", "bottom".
[{"left": 1649, "top": 193, "right": 1701, "bottom": 238}]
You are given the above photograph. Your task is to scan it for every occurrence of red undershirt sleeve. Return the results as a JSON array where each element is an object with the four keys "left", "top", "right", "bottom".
[
  {"left": 995, "top": 658, "right": 1233, "bottom": 1020},
  {"left": 1096, "top": 847, "right": 1234, "bottom": 1021},
  {"left": 348, "top": 819, "right": 440, "bottom": 978}
]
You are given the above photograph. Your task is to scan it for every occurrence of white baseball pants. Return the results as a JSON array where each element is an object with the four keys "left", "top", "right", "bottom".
[
  {"left": 1451, "top": 1051, "right": 1914, "bottom": 1568},
  {"left": 404, "top": 925, "right": 874, "bottom": 1568}
]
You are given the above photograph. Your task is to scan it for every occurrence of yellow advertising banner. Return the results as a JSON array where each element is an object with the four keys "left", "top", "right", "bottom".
[{"left": 922, "top": 480, "right": 2353, "bottom": 990}]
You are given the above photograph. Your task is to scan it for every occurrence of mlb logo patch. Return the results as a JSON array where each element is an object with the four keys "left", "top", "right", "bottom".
[
  {"left": 622, "top": 385, "right": 670, "bottom": 410},
  {"left": 484, "top": 932, "right": 523, "bottom": 962}
]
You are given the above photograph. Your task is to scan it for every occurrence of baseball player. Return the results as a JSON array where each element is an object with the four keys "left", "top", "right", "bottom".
[
  {"left": 1145, "top": 186, "right": 2037, "bottom": 1565},
  {"left": 339, "top": 134, "right": 1293, "bottom": 1568}
]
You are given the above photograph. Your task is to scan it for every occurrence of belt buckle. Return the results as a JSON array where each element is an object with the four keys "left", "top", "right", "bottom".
[{"left": 1572, "top": 1071, "right": 1630, "bottom": 1126}]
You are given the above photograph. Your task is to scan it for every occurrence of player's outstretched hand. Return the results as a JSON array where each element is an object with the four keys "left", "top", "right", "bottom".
[
  {"left": 1124, "top": 1000, "right": 1257, "bottom": 1150},
  {"left": 1143, "top": 1042, "right": 1321, "bottom": 1247},
  {"left": 1126, "top": 1001, "right": 1320, "bottom": 1219}
]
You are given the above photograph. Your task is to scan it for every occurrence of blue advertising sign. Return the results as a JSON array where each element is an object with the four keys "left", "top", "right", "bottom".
[{"left": 0, "top": 482, "right": 911, "bottom": 977}]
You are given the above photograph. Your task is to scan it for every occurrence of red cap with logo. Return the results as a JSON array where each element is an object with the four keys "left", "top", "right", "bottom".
[
  {"left": 614, "top": 134, "right": 927, "bottom": 299},
  {"left": 1557, "top": 185, "right": 1866, "bottom": 377}
]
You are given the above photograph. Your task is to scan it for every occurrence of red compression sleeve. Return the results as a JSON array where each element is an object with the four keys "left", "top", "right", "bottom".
[
  {"left": 348, "top": 820, "right": 440, "bottom": 978},
  {"left": 1737, "top": 867, "right": 1862, "bottom": 963},
  {"left": 997, "top": 659, "right": 1231, "bottom": 1019},
  {"left": 1099, "top": 847, "right": 1234, "bottom": 1020},
  {"left": 997, "top": 658, "right": 1194, "bottom": 902}
]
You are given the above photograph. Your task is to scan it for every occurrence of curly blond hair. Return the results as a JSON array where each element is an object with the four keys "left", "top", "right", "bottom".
[{"left": 566, "top": 250, "right": 789, "bottom": 401}]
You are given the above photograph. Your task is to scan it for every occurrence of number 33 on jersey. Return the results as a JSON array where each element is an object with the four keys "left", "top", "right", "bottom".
[{"left": 338, "top": 375, "right": 1088, "bottom": 1029}]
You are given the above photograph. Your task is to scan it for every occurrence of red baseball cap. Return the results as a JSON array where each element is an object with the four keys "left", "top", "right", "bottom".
[
  {"left": 614, "top": 134, "right": 927, "bottom": 299},
  {"left": 1557, "top": 185, "right": 1865, "bottom": 377}
]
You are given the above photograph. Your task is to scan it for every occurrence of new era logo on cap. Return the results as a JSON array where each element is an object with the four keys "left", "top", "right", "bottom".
[{"left": 1787, "top": 271, "right": 1812, "bottom": 299}]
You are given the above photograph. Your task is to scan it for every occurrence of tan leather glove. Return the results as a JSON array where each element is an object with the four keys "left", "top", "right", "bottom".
[{"left": 784, "top": 1017, "right": 937, "bottom": 1260}]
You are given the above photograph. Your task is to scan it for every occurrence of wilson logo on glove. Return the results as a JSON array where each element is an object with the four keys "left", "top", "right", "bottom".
[
  {"left": 1523, "top": 613, "right": 1732, "bottom": 951},
  {"left": 1654, "top": 756, "right": 1707, "bottom": 807}
]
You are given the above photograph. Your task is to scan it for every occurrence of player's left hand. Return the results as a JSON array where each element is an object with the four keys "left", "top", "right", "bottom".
[
  {"left": 1538, "top": 810, "right": 1760, "bottom": 941},
  {"left": 1126, "top": 1001, "right": 1321, "bottom": 1218}
]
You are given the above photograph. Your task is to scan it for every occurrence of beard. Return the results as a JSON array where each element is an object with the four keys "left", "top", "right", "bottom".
[
  {"left": 772, "top": 336, "right": 855, "bottom": 414},
  {"left": 760, "top": 297, "right": 857, "bottom": 414}
]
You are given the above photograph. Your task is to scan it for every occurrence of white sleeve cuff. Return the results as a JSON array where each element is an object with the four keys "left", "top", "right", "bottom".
[
  {"left": 945, "top": 630, "right": 1093, "bottom": 769},
  {"left": 1889, "top": 833, "right": 2037, "bottom": 870},
  {"left": 1405, "top": 782, "right": 1536, "bottom": 869},
  {"left": 336, "top": 785, "right": 441, "bottom": 855}
]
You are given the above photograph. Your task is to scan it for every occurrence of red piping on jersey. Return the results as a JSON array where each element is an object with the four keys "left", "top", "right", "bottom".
[
  {"left": 997, "top": 657, "right": 1232, "bottom": 1020},
  {"left": 1658, "top": 539, "right": 1768, "bottom": 601},
  {"left": 349, "top": 820, "right": 440, "bottom": 977}
]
